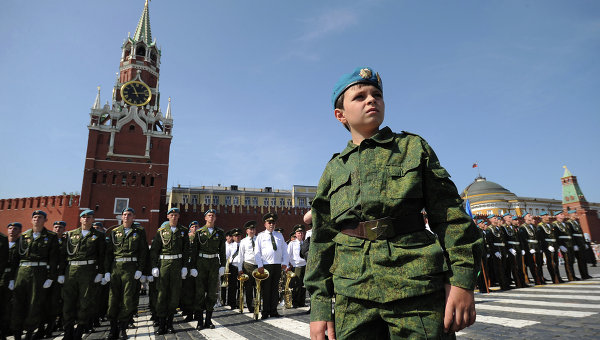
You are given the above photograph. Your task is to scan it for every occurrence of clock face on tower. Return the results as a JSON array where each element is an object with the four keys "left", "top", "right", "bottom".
[{"left": 120, "top": 80, "right": 152, "bottom": 106}]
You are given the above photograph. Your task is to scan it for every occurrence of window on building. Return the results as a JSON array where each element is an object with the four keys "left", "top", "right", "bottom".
[
  {"left": 244, "top": 197, "right": 250, "bottom": 206},
  {"left": 102, "top": 173, "right": 108, "bottom": 184},
  {"left": 92, "top": 172, "right": 97, "bottom": 184},
  {"left": 182, "top": 195, "right": 189, "bottom": 204},
  {"left": 205, "top": 195, "right": 211, "bottom": 205},
  {"left": 150, "top": 177, "right": 155, "bottom": 186},
  {"left": 271, "top": 198, "right": 277, "bottom": 206},
  {"left": 225, "top": 196, "right": 231, "bottom": 206},
  {"left": 131, "top": 174, "right": 136, "bottom": 185},
  {"left": 252, "top": 197, "right": 258, "bottom": 206},
  {"left": 299, "top": 198, "right": 306, "bottom": 207},
  {"left": 212, "top": 196, "right": 219, "bottom": 205},
  {"left": 280, "top": 198, "right": 285, "bottom": 207},
  {"left": 141, "top": 176, "right": 145, "bottom": 186},
  {"left": 191, "top": 195, "right": 198, "bottom": 205},
  {"left": 121, "top": 174, "right": 127, "bottom": 185},
  {"left": 287, "top": 199, "right": 292, "bottom": 207},
  {"left": 112, "top": 174, "right": 117, "bottom": 185},
  {"left": 233, "top": 196, "right": 240, "bottom": 205},
  {"left": 263, "top": 198, "right": 269, "bottom": 206},
  {"left": 129, "top": 125, "right": 135, "bottom": 132},
  {"left": 114, "top": 198, "right": 129, "bottom": 214}
]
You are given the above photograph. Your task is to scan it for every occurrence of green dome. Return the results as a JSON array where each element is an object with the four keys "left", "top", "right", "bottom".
[{"left": 462, "top": 177, "right": 517, "bottom": 204}]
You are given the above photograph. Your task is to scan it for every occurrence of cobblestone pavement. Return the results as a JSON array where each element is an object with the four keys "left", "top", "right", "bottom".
[{"left": 9, "top": 265, "right": 599, "bottom": 339}]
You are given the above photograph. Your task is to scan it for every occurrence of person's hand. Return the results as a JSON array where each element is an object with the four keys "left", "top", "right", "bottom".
[
  {"left": 134, "top": 270, "right": 142, "bottom": 280},
  {"left": 152, "top": 267, "right": 160, "bottom": 277},
  {"left": 303, "top": 211, "right": 312, "bottom": 225},
  {"left": 258, "top": 267, "right": 265, "bottom": 275},
  {"left": 104, "top": 272, "right": 111, "bottom": 282},
  {"left": 147, "top": 276, "right": 154, "bottom": 283},
  {"left": 94, "top": 273, "right": 103, "bottom": 283},
  {"left": 530, "top": 249, "right": 535, "bottom": 254},
  {"left": 444, "top": 284, "right": 476, "bottom": 333},
  {"left": 190, "top": 269, "right": 198, "bottom": 277},
  {"left": 559, "top": 246, "right": 567, "bottom": 253},
  {"left": 494, "top": 252, "right": 501, "bottom": 259},
  {"left": 281, "top": 265, "right": 288, "bottom": 271},
  {"left": 218, "top": 267, "right": 225, "bottom": 276},
  {"left": 310, "top": 321, "right": 335, "bottom": 340},
  {"left": 181, "top": 267, "right": 188, "bottom": 279},
  {"left": 101, "top": 278, "right": 107, "bottom": 285},
  {"left": 509, "top": 248, "right": 516, "bottom": 256},
  {"left": 573, "top": 245, "right": 579, "bottom": 251},
  {"left": 548, "top": 246, "right": 555, "bottom": 253},
  {"left": 8, "top": 280, "right": 15, "bottom": 291},
  {"left": 57, "top": 275, "right": 65, "bottom": 284},
  {"left": 521, "top": 250, "right": 525, "bottom": 256},
  {"left": 43, "top": 279, "right": 53, "bottom": 289}
]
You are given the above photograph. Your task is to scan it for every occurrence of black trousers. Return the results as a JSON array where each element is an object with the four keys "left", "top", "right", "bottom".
[
  {"left": 226, "top": 266, "right": 239, "bottom": 308},
  {"left": 242, "top": 262, "right": 257, "bottom": 311},
  {"left": 261, "top": 264, "right": 281, "bottom": 315}
]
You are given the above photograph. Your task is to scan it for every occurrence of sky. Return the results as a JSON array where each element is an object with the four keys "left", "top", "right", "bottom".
[{"left": 1, "top": 0, "right": 599, "bottom": 203}]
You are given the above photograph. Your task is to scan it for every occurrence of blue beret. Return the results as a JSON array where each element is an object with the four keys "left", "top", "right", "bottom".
[
  {"left": 204, "top": 209, "right": 216, "bottom": 216},
  {"left": 487, "top": 215, "right": 495, "bottom": 219},
  {"left": 522, "top": 212, "right": 531, "bottom": 218},
  {"left": 512, "top": 215, "right": 519, "bottom": 220},
  {"left": 568, "top": 210, "right": 577, "bottom": 214},
  {"left": 539, "top": 212, "right": 548, "bottom": 216},
  {"left": 32, "top": 210, "right": 47, "bottom": 218},
  {"left": 476, "top": 219, "right": 483, "bottom": 224},
  {"left": 53, "top": 221, "right": 67, "bottom": 227},
  {"left": 189, "top": 221, "right": 199, "bottom": 228},
  {"left": 167, "top": 207, "right": 180, "bottom": 215},
  {"left": 502, "top": 212, "right": 510, "bottom": 217},
  {"left": 332, "top": 67, "right": 382, "bottom": 108},
  {"left": 553, "top": 211, "right": 563, "bottom": 216},
  {"left": 80, "top": 209, "right": 94, "bottom": 217},
  {"left": 122, "top": 207, "right": 135, "bottom": 214},
  {"left": 7, "top": 222, "right": 22, "bottom": 228}
]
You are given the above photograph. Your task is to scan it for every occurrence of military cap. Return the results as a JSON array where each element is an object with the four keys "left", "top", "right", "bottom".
[
  {"left": 568, "top": 209, "right": 577, "bottom": 214},
  {"left": 290, "top": 231, "right": 296, "bottom": 239},
  {"left": 243, "top": 220, "right": 257, "bottom": 229},
  {"left": 225, "top": 230, "right": 232, "bottom": 237},
  {"left": 231, "top": 228, "right": 242, "bottom": 236},
  {"left": 476, "top": 219, "right": 483, "bottom": 224},
  {"left": 332, "top": 66, "right": 382, "bottom": 108},
  {"left": 274, "top": 227, "right": 284, "bottom": 233},
  {"left": 122, "top": 207, "right": 135, "bottom": 214},
  {"left": 92, "top": 222, "right": 104, "bottom": 228},
  {"left": 167, "top": 207, "right": 180, "bottom": 215},
  {"left": 502, "top": 212, "right": 510, "bottom": 217},
  {"left": 189, "top": 221, "right": 199, "bottom": 228},
  {"left": 7, "top": 222, "right": 22, "bottom": 228},
  {"left": 487, "top": 214, "right": 496, "bottom": 219},
  {"left": 32, "top": 210, "right": 47, "bottom": 218},
  {"left": 553, "top": 211, "right": 563, "bottom": 216},
  {"left": 522, "top": 212, "right": 531, "bottom": 218},
  {"left": 293, "top": 224, "right": 305, "bottom": 233},
  {"left": 539, "top": 212, "right": 549, "bottom": 216},
  {"left": 204, "top": 209, "right": 217, "bottom": 216},
  {"left": 263, "top": 213, "right": 278, "bottom": 223},
  {"left": 512, "top": 215, "right": 519, "bottom": 220},
  {"left": 80, "top": 209, "right": 94, "bottom": 217},
  {"left": 53, "top": 221, "right": 67, "bottom": 227}
]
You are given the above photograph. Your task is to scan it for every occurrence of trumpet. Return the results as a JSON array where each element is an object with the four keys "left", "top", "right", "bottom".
[
  {"left": 284, "top": 270, "right": 296, "bottom": 309},
  {"left": 252, "top": 268, "right": 270, "bottom": 320},
  {"left": 238, "top": 273, "right": 249, "bottom": 314}
]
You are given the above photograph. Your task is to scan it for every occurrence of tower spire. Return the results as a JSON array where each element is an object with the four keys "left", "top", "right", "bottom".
[
  {"left": 92, "top": 86, "right": 101, "bottom": 109},
  {"left": 165, "top": 97, "right": 172, "bottom": 120},
  {"left": 561, "top": 165, "right": 586, "bottom": 204},
  {"left": 133, "top": 0, "right": 152, "bottom": 44}
]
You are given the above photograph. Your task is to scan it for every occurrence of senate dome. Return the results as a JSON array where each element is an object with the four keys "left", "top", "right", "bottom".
[{"left": 461, "top": 176, "right": 518, "bottom": 204}]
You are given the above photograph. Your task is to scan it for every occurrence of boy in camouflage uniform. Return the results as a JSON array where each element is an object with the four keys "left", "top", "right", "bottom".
[{"left": 305, "top": 67, "right": 482, "bottom": 340}]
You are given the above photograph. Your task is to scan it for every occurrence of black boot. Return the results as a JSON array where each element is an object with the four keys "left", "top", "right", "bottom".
[
  {"left": 154, "top": 318, "right": 165, "bottom": 335},
  {"left": 74, "top": 324, "right": 86, "bottom": 340},
  {"left": 13, "top": 330, "right": 23, "bottom": 340},
  {"left": 166, "top": 315, "right": 176, "bottom": 334},
  {"left": 107, "top": 321, "right": 119, "bottom": 340},
  {"left": 184, "top": 312, "right": 194, "bottom": 322},
  {"left": 44, "top": 320, "right": 56, "bottom": 338},
  {"left": 204, "top": 311, "right": 215, "bottom": 329},
  {"left": 119, "top": 322, "right": 128, "bottom": 339},
  {"left": 63, "top": 324, "right": 74, "bottom": 340},
  {"left": 195, "top": 311, "right": 204, "bottom": 330}
]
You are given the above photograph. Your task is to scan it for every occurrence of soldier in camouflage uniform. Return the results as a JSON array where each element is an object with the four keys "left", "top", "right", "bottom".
[
  {"left": 149, "top": 208, "right": 190, "bottom": 335},
  {"left": 41, "top": 221, "right": 67, "bottom": 337},
  {"left": 181, "top": 221, "right": 199, "bottom": 321},
  {"left": 0, "top": 224, "right": 10, "bottom": 339},
  {"left": 104, "top": 208, "right": 148, "bottom": 340},
  {"left": 0, "top": 222, "right": 21, "bottom": 339},
  {"left": 552, "top": 211, "right": 578, "bottom": 281},
  {"left": 518, "top": 213, "right": 544, "bottom": 285},
  {"left": 191, "top": 209, "right": 226, "bottom": 330},
  {"left": 537, "top": 212, "right": 563, "bottom": 283},
  {"left": 61, "top": 210, "right": 106, "bottom": 340},
  {"left": 11, "top": 210, "right": 59, "bottom": 339},
  {"left": 486, "top": 215, "right": 511, "bottom": 290},
  {"left": 566, "top": 210, "right": 592, "bottom": 279},
  {"left": 305, "top": 67, "right": 483, "bottom": 340}
]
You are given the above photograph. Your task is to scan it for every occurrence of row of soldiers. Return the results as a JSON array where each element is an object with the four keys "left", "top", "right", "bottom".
[
  {"left": 476, "top": 210, "right": 595, "bottom": 292},
  {"left": 0, "top": 207, "right": 310, "bottom": 340}
]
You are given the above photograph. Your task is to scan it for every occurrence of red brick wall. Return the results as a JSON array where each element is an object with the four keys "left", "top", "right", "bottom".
[{"left": 0, "top": 195, "right": 81, "bottom": 234}]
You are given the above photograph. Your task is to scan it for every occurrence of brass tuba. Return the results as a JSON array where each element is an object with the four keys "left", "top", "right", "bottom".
[
  {"left": 220, "top": 259, "right": 230, "bottom": 287},
  {"left": 252, "top": 268, "right": 270, "bottom": 320},
  {"left": 284, "top": 270, "right": 296, "bottom": 309},
  {"left": 238, "top": 273, "right": 249, "bottom": 314}
]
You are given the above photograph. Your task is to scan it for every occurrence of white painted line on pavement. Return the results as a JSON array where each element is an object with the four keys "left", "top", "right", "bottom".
[
  {"left": 477, "top": 297, "right": 600, "bottom": 309},
  {"left": 476, "top": 304, "right": 596, "bottom": 317},
  {"left": 511, "top": 288, "right": 600, "bottom": 294},
  {"left": 236, "top": 310, "right": 310, "bottom": 338},
  {"left": 182, "top": 317, "right": 250, "bottom": 340},
  {"left": 476, "top": 315, "right": 539, "bottom": 328},
  {"left": 481, "top": 293, "right": 600, "bottom": 301}
]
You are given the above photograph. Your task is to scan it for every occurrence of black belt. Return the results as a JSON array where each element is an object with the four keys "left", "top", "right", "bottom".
[{"left": 340, "top": 215, "right": 425, "bottom": 241}]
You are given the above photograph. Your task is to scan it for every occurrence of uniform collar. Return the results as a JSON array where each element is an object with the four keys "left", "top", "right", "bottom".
[{"left": 339, "top": 126, "right": 394, "bottom": 158}]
